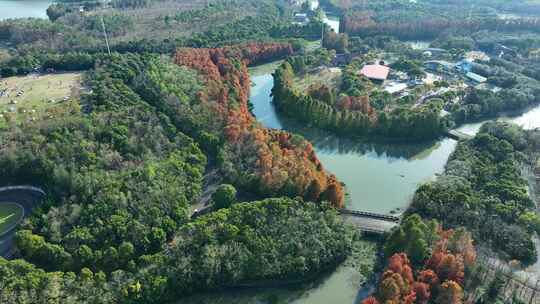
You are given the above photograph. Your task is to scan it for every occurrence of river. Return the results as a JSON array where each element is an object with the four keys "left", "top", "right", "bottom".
[
  {"left": 244, "top": 60, "right": 540, "bottom": 303},
  {"left": 180, "top": 60, "right": 540, "bottom": 304},
  {"left": 457, "top": 105, "right": 540, "bottom": 136},
  {"left": 250, "top": 62, "right": 540, "bottom": 215},
  {"left": 0, "top": 0, "right": 52, "bottom": 20},
  {"left": 250, "top": 62, "right": 457, "bottom": 215},
  {"left": 4, "top": 1, "right": 540, "bottom": 302}
]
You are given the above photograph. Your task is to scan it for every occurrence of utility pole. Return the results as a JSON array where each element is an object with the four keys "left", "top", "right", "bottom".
[
  {"left": 101, "top": 16, "right": 111, "bottom": 56},
  {"left": 321, "top": 20, "right": 324, "bottom": 48}
]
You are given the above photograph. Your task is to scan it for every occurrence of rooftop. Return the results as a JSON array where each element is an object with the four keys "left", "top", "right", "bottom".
[
  {"left": 425, "top": 48, "right": 447, "bottom": 53},
  {"left": 361, "top": 64, "right": 390, "bottom": 81},
  {"left": 466, "top": 72, "right": 487, "bottom": 83},
  {"left": 384, "top": 82, "right": 408, "bottom": 94}
]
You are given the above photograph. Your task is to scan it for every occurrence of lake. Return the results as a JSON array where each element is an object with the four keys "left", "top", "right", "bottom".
[
  {"left": 249, "top": 62, "right": 458, "bottom": 215},
  {"left": 0, "top": 0, "right": 51, "bottom": 20},
  {"left": 323, "top": 15, "right": 340, "bottom": 34}
]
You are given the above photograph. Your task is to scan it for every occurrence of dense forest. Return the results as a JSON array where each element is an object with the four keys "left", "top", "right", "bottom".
[
  {"left": 0, "top": 46, "right": 351, "bottom": 302},
  {"left": 410, "top": 121, "right": 540, "bottom": 263},
  {"left": 1, "top": 0, "right": 540, "bottom": 302},
  {"left": 0, "top": 0, "right": 323, "bottom": 65},
  {"left": 317, "top": 0, "right": 540, "bottom": 41},
  {"left": 0, "top": 1, "right": 355, "bottom": 300},
  {"left": 172, "top": 43, "right": 344, "bottom": 206},
  {"left": 1, "top": 198, "right": 354, "bottom": 302}
]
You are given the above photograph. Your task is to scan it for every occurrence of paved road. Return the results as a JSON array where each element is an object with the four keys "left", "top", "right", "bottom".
[{"left": 0, "top": 188, "right": 44, "bottom": 258}]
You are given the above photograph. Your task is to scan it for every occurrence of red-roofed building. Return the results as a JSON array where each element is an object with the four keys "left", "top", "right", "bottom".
[{"left": 360, "top": 64, "right": 390, "bottom": 81}]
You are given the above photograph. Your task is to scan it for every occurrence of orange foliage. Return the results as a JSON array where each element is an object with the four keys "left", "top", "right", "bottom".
[
  {"left": 425, "top": 228, "right": 475, "bottom": 285},
  {"left": 377, "top": 254, "right": 416, "bottom": 303},
  {"left": 342, "top": 11, "right": 376, "bottom": 33},
  {"left": 436, "top": 280, "right": 464, "bottom": 304},
  {"left": 336, "top": 95, "right": 376, "bottom": 120},
  {"left": 417, "top": 269, "right": 439, "bottom": 288},
  {"left": 174, "top": 43, "right": 344, "bottom": 207},
  {"left": 412, "top": 282, "right": 430, "bottom": 304},
  {"left": 361, "top": 296, "right": 380, "bottom": 304},
  {"left": 364, "top": 226, "right": 476, "bottom": 304},
  {"left": 379, "top": 272, "right": 410, "bottom": 303},
  {"left": 386, "top": 253, "right": 414, "bottom": 284},
  {"left": 425, "top": 252, "right": 465, "bottom": 285}
]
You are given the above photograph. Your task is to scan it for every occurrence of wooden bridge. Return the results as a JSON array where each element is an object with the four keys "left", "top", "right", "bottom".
[
  {"left": 445, "top": 130, "right": 474, "bottom": 141},
  {"left": 339, "top": 209, "right": 400, "bottom": 234}
]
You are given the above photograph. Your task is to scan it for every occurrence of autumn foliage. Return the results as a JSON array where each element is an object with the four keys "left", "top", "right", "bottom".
[
  {"left": 336, "top": 95, "right": 376, "bottom": 119},
  {"left": 342, "top": 11, "right": 540, "bottom": 41},
  {"left": 362, "top": 224, "right": 476, "bottom": 304},
  {"left": 174, "top": 43, "right": 344, "bottom": 207}
]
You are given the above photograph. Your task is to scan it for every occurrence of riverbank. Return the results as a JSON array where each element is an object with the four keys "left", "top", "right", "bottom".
[
  {"left": 249, "top": 59, "right": 540, "bottom": 301},
  {"left": 178, "top": 238, "right": 379, "bottom": 304},
  {"left": 250, "top": 61, "right": 459, "bottom": 215}
]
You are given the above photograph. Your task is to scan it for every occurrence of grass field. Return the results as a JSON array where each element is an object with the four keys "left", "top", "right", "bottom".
[
  {"left": 0, "top": 203, "right": 23, "bottom": 235},
  {"left": 0, "top": 72, "right": 81, "bottom": 126},
  {"left": 293, "top": 67, "right": 342, "bottom": 92},
  {"left": 0, "top": 48, "right": 11, "bottom": 64}
]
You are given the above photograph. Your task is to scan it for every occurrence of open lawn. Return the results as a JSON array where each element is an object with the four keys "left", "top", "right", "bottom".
[
  {"left": 0, "top": 203, "right": 23, "bottom": 235},
  {"left": 0, "top": 72, "right": 81, "bottom": 127},
  {"left": 293, "top": 67, "right": 342, "bottom": 92},
  {"left": 0, "top": 47, "right": 11, "bottom": 64}
]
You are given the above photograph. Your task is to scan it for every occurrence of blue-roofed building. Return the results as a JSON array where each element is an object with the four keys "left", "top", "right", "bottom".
[
  {"left": 466, "top": 72, "right": 487, "bottom": 83},
  {"left": 456, "top": 59, "right": 473, "bottom": 73},
  {"left": 424, "top": 60, "right": 454, "bottom": 73}
]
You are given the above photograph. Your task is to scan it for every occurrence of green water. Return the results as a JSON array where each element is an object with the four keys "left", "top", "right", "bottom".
[
  {"left": 250, "top": 62, "right": 540, "bottom": 214},
  {"left": 249, "top": 62, "right": 458, "bottom": 215},
  {"left": 180, "top": 61, "right": 463, "bottom": 304},
  {"left": 0, "top": 0, "right": 52, "bottom": 20},
  {"left": 179, "top": 239, "right": 377, "bottom": 304}
]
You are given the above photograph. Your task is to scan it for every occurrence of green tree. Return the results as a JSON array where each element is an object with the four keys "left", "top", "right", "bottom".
[{"left": 212, "top": 184, "right": 237, "bottom": 209}]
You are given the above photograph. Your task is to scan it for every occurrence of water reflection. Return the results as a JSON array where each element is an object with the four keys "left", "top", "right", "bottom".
[
  {"left": 250, "top": 72, "right": 285, "bottom": 130},
  {"left": 179, "top": 255, "right": 376, "bottom": 304},
  {"left": 249, "top": 62, "right": 457, "bottom": 214},
  {"left": 280, "top": 118, "right": 447, "bottom": 160},
  {"left": 457, "top": 105, "right": 540, "bottom": 136}
]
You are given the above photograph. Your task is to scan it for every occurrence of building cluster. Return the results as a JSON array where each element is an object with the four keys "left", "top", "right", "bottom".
[{"left": 354, "top": 46, "right": 496, "bottom": 109}]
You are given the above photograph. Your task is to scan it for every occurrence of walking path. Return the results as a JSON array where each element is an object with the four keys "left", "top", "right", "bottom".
[{"left": 0, "top": 186, "right": 44, "bottom": 258}]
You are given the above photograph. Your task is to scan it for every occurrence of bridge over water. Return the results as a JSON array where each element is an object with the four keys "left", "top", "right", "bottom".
[
  {"left": 339, "top": 209, "right": 400, "bottom": 234},
  {"left": 445, "top": 129, "right": 474, "bottom": 141}
]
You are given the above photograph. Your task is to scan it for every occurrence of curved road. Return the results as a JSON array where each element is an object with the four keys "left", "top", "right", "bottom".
[{"left": 0, "top": 187, "right": 44, "bottom": 258}]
